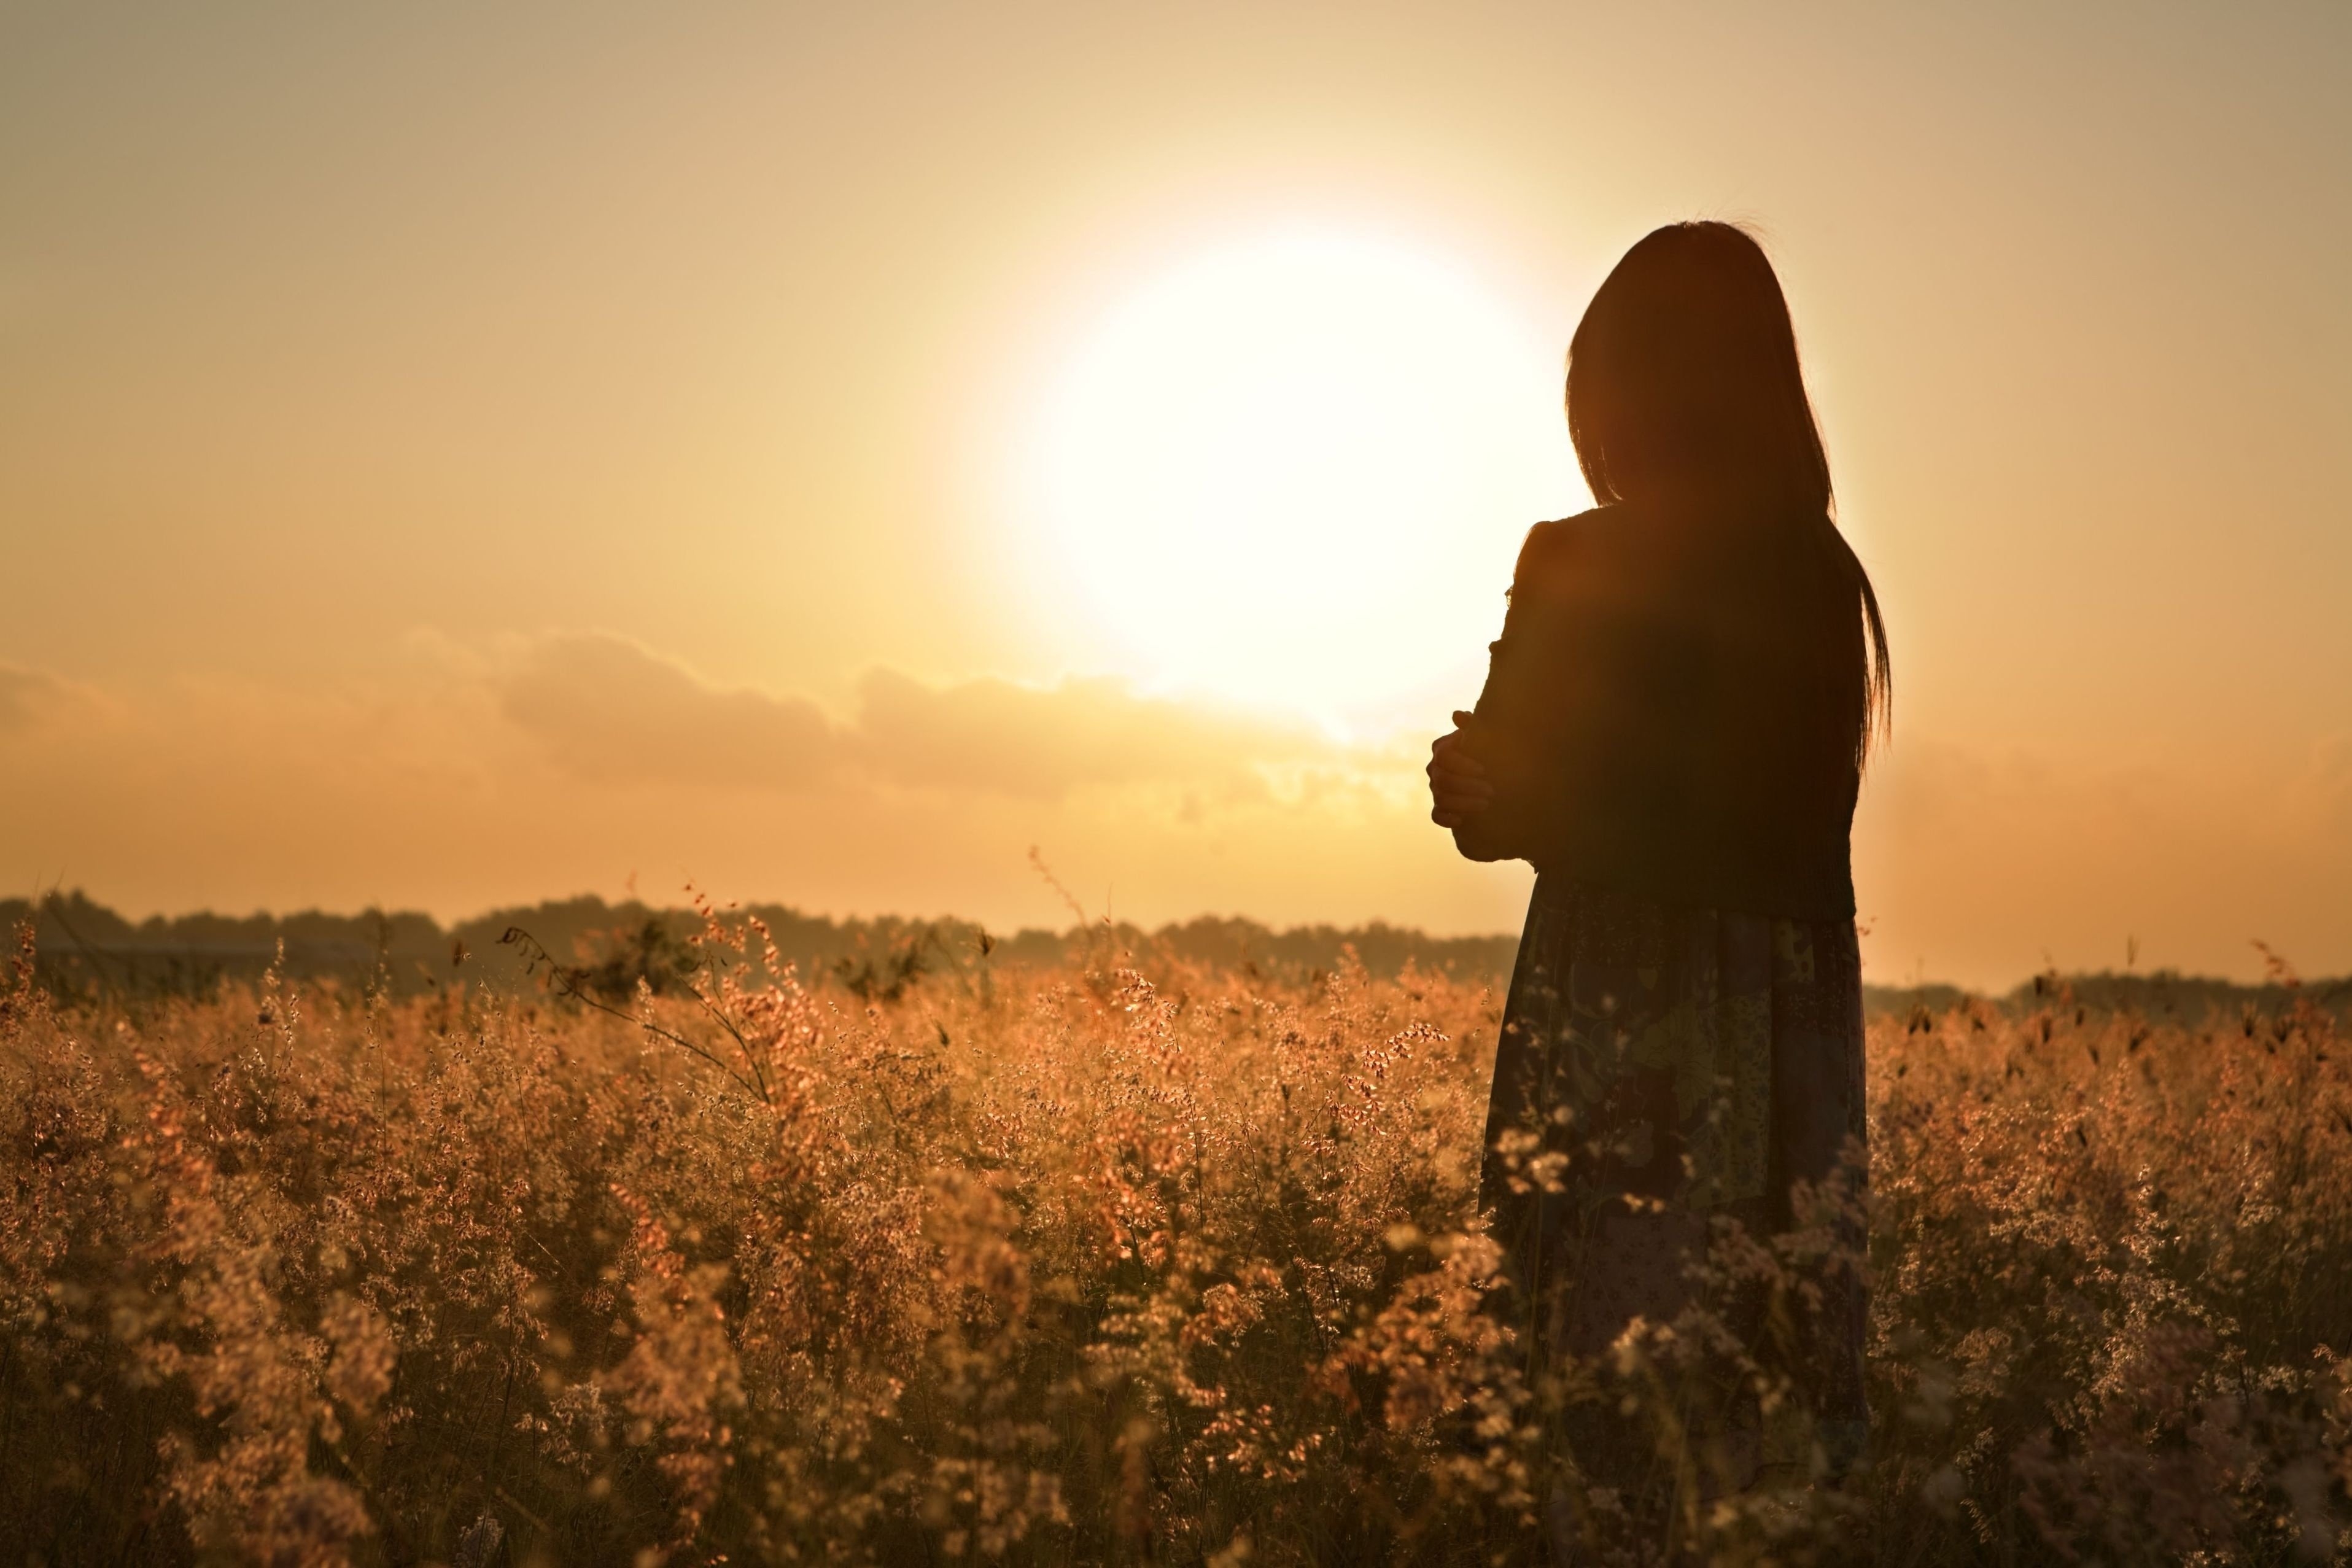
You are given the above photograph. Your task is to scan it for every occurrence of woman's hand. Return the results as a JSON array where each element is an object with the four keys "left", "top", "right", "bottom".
[{"left": 1427, "top": 710, "right": 1494, "bottom": 829}]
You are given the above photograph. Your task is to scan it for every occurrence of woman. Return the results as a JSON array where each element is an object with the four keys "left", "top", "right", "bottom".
[{"left": 1428, "top": 222, "right": 1888, "bottom": 1489}]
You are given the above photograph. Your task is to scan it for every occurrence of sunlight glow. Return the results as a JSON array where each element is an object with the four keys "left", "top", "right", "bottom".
[{"left": 1028, "top": 230, "right": 1577, "bottom": 726}]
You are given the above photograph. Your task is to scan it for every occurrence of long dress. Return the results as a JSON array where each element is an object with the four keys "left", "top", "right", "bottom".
[
  {"left": 1456, "top": 503, "right": 1874, "bottom": 1483},
  {"left": 1477, "top": 876, "right": 1870, "bottom": 1475}
]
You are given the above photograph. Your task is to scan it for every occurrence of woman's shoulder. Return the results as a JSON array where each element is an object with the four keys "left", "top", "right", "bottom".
[{"left": 1512, "top": 505, "right": 1645, "bottom": 599}]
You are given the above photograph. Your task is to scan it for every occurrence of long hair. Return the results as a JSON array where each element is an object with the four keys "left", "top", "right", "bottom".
[{"left": 1567, "top": 220, "right": 1892, "bottom": 767}]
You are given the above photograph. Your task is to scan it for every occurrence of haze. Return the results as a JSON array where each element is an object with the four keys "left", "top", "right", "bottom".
[{"left": 2, "top": 1, "right": 2347, "bottom": 989}]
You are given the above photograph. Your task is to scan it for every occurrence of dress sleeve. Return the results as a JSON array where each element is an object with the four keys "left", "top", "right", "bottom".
[{"left": 1450, "top": 522, "right": 1611, "bottom": 866}]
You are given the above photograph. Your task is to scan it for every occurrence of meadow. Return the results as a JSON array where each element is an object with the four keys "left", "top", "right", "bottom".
[{"left": 2, "top": 909, "right": 2348, "bottom": 1566}]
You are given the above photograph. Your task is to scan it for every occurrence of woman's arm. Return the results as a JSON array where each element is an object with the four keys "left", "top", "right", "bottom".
[{"left": 1436, "top": 517, "right": 1611, "bottom": 865}]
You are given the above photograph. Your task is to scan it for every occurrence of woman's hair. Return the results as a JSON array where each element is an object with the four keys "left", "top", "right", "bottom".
[{"left": 1567, "top": 220, "right": 1892, "bottom": 766}]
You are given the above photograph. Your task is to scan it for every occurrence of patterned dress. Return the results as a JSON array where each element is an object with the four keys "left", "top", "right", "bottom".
[{"left": 1477, "top": 874, "right": 1870, "bottom": 1475}]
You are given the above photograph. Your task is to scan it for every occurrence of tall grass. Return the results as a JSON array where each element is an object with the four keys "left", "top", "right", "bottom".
[{"left": 2, "top": 913, "right": 2346, "bottom": 1565}]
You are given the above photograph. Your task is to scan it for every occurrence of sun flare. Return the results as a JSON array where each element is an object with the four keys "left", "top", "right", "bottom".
[{"left": 1028, "top": 230, "right": 1578, "bottom": 727}]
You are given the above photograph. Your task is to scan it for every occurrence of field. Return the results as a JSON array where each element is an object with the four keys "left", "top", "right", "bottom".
[{"left": 2, "top": 911, "right": 2349, "bottom": 1566}]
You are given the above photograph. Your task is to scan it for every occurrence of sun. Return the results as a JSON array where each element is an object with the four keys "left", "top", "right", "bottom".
[{"left": 1026, "top": 228, "right": 1577, "bottom": 727}]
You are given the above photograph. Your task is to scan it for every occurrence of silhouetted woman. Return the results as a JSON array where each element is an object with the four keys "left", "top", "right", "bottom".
[{"left": 1428, "top": 222, "right": 1888, "bottom": 1502}]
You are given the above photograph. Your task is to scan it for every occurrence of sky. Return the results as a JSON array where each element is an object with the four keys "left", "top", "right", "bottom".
[{"left": 2, "top": 1, "right": 2347, "bottom": 988}]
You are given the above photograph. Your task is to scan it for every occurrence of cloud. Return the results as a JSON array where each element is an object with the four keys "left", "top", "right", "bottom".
[
  {"left": 1849, "top": 732, "right": 2352, "bottom": 986},
  {"left": 495, "top": 632, "right": 1343, "bottom": 799},
  {"left": 2299, "top": 732, "right": 2352, "bottom": 836},
  {"left": 15, "top": 635, "right": 2346, "bottom": 987},
  {"left": 0, "top": 663, "right": 95, "bottom": 734},
  {"left": 847, "top": 667, "right": 1329, "bottom": 798},
  {"left": 498, "top": 633, "right": 837, "bottom": 788}
]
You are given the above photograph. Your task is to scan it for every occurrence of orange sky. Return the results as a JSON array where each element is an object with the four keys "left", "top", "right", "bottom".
[{"left": 3, "top": 2, "right": 2347, "bottom": 988}]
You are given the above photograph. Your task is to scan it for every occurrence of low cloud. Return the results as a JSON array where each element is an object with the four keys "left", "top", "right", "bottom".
[
  {"left": 499, "top": 633, "right": 835, "bottom": 788},
  {"left": 495, "top": 632, "right": 1343, "bottom": 799},
  {"left": 2299, "top": 732, "right": 2352, "bottom": 835},
  {"left": 0, "top": 664, "right": 95, "bottom": 734},
  {"left": 11, "top": 638, "right": 2348, "bottom": 988},
  {"left": 847, "top": 667, "right": 1329, "bottom": 798}
]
